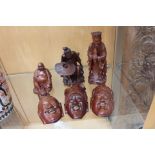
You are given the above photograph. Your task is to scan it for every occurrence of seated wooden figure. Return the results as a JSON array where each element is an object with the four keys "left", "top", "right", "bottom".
[
  {"left": 88, "top": 32, "right": 107, "bottom": 85},
  {"left": 38, "top": 95, "right": 64, "bottom": 124},
  {"left": 90, "top": 85, "right": 114, "bottom": 117},
  {"left": 0, "top": 71, "right": 13, "bottom": 121},
  {"left": 55, "top": 47, "right": 84, "bottom": 86},
  {"left": 33, "top": 63, "right": 52, "bottom": 98},
  {"left": 64, "top": 84, "right": 88, "bottom": 119}
]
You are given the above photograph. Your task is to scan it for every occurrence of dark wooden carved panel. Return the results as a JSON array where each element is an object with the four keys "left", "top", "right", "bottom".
[{"left": 122, "top": 27, "right": 155, "bottom": 115}]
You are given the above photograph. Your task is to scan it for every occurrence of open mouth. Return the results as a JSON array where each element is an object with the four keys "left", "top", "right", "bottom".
[
  {"left": 99, "top": 102, "right": 107, "bottom": 110},
  {"left": 72, "top": 105, "right": 80, "bottom": 111},
  {"left": 45, "top": 108, "right": 56, "bottom": 114}
]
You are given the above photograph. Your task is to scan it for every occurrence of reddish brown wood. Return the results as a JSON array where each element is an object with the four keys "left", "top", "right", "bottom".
[
  {"left": 64, "top": 84, "right": 88, "bottom": 119},
  {"left": 38, "top": 95, "right": 63, "bottom": 124},
  {"left": 55, "top": 47, "right": 84, "bottom": 86},
  {"left": 33, "top": 63, "right": 52, "bottom": 98},
  {"left": 0, "top": 71, "right": 13, "bottom": 121},
  {"left": 88, "top": 32, "right": 107, "bottom": 84},
  {"left": 91, "top": 85, "right": 114, "bottom": 117}
]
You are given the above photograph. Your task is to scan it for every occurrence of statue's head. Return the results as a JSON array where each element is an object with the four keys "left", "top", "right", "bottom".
[
  {"left": 63, "top": 47, "right": 72, "bottom": 58},
  {"left": 38, "top": 96, "right": 63, "bottom": 123},
  {"left": 38, "top": 62, "right": 45, "bottom": 71},
  {"left": 65, "top": 85, "right": 88, "bottom": 119},
  {"left": 91, "top": 31, "right": 102, "bottom": 46},
  {"left": 91, "top": 85, "right": 114, "bottom": 117}
]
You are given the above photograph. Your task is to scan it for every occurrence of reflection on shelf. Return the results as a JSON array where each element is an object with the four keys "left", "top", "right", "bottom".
[{"left": 1, "top": 59, "right": 152, "bottom": 129}]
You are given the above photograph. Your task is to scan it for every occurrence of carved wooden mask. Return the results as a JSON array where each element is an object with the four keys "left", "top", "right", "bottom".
[
  {"left": 38, "top": 96, "right": 63, "bottom": 124},
  {"left": 64, "top": 84, "right": 88, "bottom": 119},
  {"left": 91, "top": 85, "right": 114, "bottom": 117}
]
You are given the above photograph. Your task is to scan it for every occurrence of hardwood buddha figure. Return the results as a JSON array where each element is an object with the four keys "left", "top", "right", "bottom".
[
  {"left": 55, "top": 47, "right": 84, "bottom": 86},
  {"left": 64, "top": 84, "right": 88, "bottom": 119},
  {"left": 88, "top": 32, "right": 107, "bottom": 85},
  {"left": 90, "top": 85, "right": 114, "bottom": 117},
  {"left": 0, "top": 71, "right": 13, "bottom": 121},
  {"left": 33, "top": 63, "right": 52, "bottom": 98},
  {"left": 38, "top": 95, "right": 63, "bottom": 124}
]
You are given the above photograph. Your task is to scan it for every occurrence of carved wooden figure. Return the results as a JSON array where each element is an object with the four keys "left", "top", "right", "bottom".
[
  {"left": 64, "top": 84, "right": 88, "bottom": 119},
  {"left": 55, "top": 47, "right": 84, "bottom": 86},
  {"left": 0, "top": 71, "right": 13, "bottom": 121},
  {"left": 88, "top": 32, "right": 107, "bottom": 84},
  {"left": 91, "top": 85, "right": 114, "bottom": 117},
  {"left": 33, "top": 63, "right": 52, "bottom": 98},
  {"left": 38, "top": 96, "right": 63, "bottom": 124}
]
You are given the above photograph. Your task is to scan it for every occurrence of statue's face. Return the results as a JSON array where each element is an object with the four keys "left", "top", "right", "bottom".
[
  {"left": 39, "top": 98, "right": 62, "bottom": 123},
  {"left": 93, "top": 36, "right": 102, "bottom": 46},
  {"left": 66, "top": 93, "right": 87, "bottom": 119},
  {"left": 92, "top": 93, "right": 113, "bottom": 117},
  {"left": 38, "top": 64, "right": 45, "bottom": 71},
  {"left": 65, "top": 51, "right": 72, "bottom": 59}
]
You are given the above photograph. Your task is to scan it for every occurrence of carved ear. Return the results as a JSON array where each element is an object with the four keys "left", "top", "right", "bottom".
[
  {"left": 64, "top": 89, "right": 68, "bottom": 95},
  {"left": 64, "top": 103, "right": 67, "bottom": 114},
  {"left": 59, "top": 102, "right": 62, "bottom": 107},
  {"left": 92, "top": 90, "right": 95, "bottom": 96}
]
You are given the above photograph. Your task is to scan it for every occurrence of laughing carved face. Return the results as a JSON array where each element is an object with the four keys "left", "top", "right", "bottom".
[
  {"left": 38, "top": 96, "right": 63, "bottom": 124},
  {"left": 65, "top": 85, "right": 88, "bottom": 119},
  {"left": 91, "top": 85, "right": 114, "bottom": 117}
]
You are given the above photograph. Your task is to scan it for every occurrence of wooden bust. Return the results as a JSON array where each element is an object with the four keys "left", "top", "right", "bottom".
[
  {"left": 38, "top": 95, "right": 64, "bottom": 124},
  {"left": 55, "top": 47, "right": 84, "bottom": 86},
  {"left": 64, "top": 84, "right": 88, "bottom": 119},
  {"left": 0, "top": 71, "right": 13, "bottom": 121},
  {"left": 88, "top": 32, "right": 107, "bottom": 84},
  {"left": 90, "top": 85, "right": 114, "bottom": 117},
  {"left": 33, "top": 63, "right": 52, "bottom": 98}
]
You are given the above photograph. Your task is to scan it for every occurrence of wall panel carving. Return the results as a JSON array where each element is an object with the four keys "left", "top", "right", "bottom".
[{"left": 127, "top": 27, "right": 155, "bottom": 113}]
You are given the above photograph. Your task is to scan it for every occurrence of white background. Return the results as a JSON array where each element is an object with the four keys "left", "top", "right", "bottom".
[{"left": 0, "top": 0, "right": 155, "bottom": 155}]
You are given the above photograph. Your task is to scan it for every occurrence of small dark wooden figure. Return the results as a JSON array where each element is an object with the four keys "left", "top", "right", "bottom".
[
  {"left": 91, "top": 85, "right": 114, "bottom": 117},
  {"left": 0, "top": 71, "right": 13, "bottom": 121},
  {"left": 38, "top": 96, "right": 63, "bottom": 124},
  {"left": 55, "top": 47, "right": 84, "bottom": 86},
  {"left": 64, "top": 84, "right": 88, "bottom": 119},
  {"left": 33, "top": 63, "right": 52, "bottom": 98},
  {"left": 88, "top": 32, "right": 107, "bottom": 84}
]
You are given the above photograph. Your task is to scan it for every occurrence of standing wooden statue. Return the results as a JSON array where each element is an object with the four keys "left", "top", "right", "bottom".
[
  {"left": 33, "top": 63, "right": 52, "bottom": 98},
  {"left": 0, "top": 71, "right": 13, "bottom": 121},
  {"left": 88, "top": 32, "right": 107, "bottom": 84},
  {"left": 55, "top": 47, "right": 84, "bottom": 86}
]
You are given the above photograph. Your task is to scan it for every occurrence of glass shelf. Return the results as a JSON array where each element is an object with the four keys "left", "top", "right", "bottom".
[
  {"left": 1, "top": 26, "right": 154, "bottom": 129},
  {"left": 0, "top": 60, "right": 153, "bottom": 129},
  {"left": 5, "top": 66, "right": 112, "bottom": 129}
]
